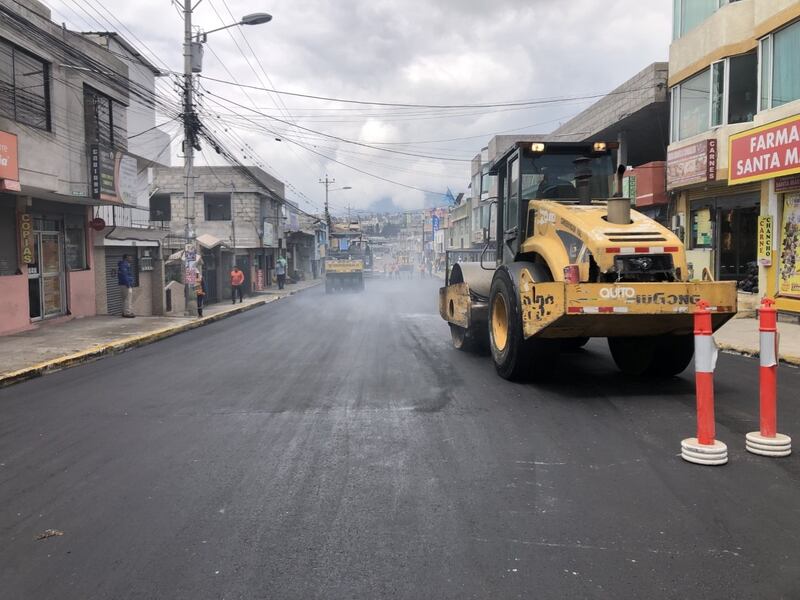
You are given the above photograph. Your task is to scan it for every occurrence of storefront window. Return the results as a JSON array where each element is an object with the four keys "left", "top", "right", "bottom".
[
  {"left": 0, "top": 203, "right": 18, "bottom": 275},
  {"left": 718, "top": 205, "right": 757, "bottom": 282},
  {"left": 65, "top": 214, "right": 87, "bottom": 270},
  {"left": 779, "top": 193, "right": 800, "bottom": 298},
  {"left": 691, "top": 207, "right": 713, "bottom": 249}
]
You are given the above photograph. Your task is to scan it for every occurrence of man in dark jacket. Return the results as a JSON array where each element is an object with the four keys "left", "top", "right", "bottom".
[{"left": 118, "top": 254, "right": 135, "bottom": 318}]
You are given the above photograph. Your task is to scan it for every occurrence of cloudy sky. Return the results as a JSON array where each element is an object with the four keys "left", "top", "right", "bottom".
[{"left": 48, "top": 0, "right": 672, "bottom": 214}]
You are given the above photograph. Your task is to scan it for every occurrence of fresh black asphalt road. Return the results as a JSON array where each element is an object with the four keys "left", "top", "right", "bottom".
[{"left": 1, "top": 278, "right": 799, "bottom": 599}]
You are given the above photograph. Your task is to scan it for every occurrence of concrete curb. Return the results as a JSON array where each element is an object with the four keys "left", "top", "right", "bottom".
[
  {"left": 716, "top": 342, "right": 800, "bottom": 367},
  {"left": 0, "top": 282, "right": 319, "bottom": 389}
]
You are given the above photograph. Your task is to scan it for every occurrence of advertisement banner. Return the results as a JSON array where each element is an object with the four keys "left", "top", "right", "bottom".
[
  {"left": 666, "top": 140, "right": 717, "bottom": 189},
  {"left": 779, "top": 193, "right": 800, "bottom": 298},
  {"left": 18, "top": 212, "right": 34, "bottom": 264},
  {"left": 262, "top": 219, "right": 276, "bottom": 247},
  {"left": 775, "top": 173, "right": 800, "bottom": 193},
  {"left": 115, "top": 154, "right": 139, "bottom": 204},
  {"left": 0, "top": 130, "right": 19, "bottom": 183},
  {"left": 758, "top": 215, "right": 773, "bottom": 266},
  {"left": 90, "top": 144, "right": 118, "bottom": 202},
  {"left": 729, "top": 115, "right": 800, "bottom": 185}
]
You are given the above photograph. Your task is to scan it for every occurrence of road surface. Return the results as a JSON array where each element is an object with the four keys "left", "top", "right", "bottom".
[{"left": 1, "top": 278, "right": 799, "bottom": 599}]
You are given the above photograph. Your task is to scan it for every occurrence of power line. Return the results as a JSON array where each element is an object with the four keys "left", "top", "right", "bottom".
[
  {"left": 203, "top": 89, "right": 472, "bottom": 162},
  {"left": 198, "top": 75, "right": 656, "bottom": 110}
]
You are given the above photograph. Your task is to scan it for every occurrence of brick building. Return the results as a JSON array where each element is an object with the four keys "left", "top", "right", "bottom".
[{"left": 152, "top": 165, "right": 285, "bottom": 303}]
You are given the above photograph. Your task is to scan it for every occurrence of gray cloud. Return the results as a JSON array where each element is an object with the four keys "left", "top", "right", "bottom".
[{"left": 49, "top": 0, "right": 671, "bottom": 212}]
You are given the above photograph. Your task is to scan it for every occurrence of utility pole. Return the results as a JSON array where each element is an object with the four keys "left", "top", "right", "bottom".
[
  {"left": 421, "top": 210, "right": 425, "bottom": 262},
  {"left": 182, "top": 0, "right": 198, "bottom": 316},
  {"left": 319, "top": 175, "right": 334, "bottom": 232}
]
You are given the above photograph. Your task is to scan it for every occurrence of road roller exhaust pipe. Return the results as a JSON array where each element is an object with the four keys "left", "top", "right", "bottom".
[
  {"left": 607, "top": 164, "right": 631, "bottom": 224},
  {"left": 574, "top": 157, "right": 592, "bottom": 205}
]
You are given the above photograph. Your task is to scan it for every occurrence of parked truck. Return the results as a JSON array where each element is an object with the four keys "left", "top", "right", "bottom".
[{"left": 439, "top": 140, "right": 738, "bottom": 380}]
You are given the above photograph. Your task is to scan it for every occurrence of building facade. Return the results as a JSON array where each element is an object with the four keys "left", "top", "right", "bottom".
[
  {"left": 84, "top": 32, "right": 172, "bottom": 317},
  {"left": 553, "top": 62, "right": 671, "bottom": 224},
  {"left": 0, "top": 0, "right": 158, "bottom": 333},
  {"left": 152, "top": 165, "right": 285, "bottom": 303},
  {"left": 667, "top": 0, "right": 800, "bottom": 315}
]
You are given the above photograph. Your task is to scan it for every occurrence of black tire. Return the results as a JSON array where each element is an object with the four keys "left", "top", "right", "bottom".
[
  {"left": 449, "top": 323, "right": 488, "bottom": 353},
  {"left": 608, "top": 335, "right": 694, "bottom": 377},
  {"left": 489, "top": 270, "right": 558, "bottom": 381},
  {"left": 608, "top": 337, "right": 657, "bottom": 375},
  {"left": 562, "top": 336, "right": 590, "bottom": 352},
  {"left": 648, "top": 334, "right": 694, "bottom": 377}
]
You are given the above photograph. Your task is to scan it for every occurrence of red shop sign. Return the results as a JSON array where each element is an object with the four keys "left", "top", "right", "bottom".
[{"left": 729, "top": 114, "right": 800, "bottom": 185}]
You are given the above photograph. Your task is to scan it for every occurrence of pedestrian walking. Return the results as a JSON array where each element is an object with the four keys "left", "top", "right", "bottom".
[
  {"left": 427, "top": 260, "right": 433, "bottom": 277},
  {"left": 118, "top": 253, "right": 135, "bottom": 318},
  {"left": 230, "top": 265, "right": 245, "bottom": 303},
  {"left": 276, "top": 252, "right": 288, "bottom": 290},
  {"left": 195, "top": 272, "right": 206, "bottom": 317}
]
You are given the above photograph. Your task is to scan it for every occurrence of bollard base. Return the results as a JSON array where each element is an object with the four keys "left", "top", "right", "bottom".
[
  {"left": 745, "top": 432, "right": 792, "bottom": 457},
  {"left": 681, "top": 438, "right": 728, "bottom": 465}
]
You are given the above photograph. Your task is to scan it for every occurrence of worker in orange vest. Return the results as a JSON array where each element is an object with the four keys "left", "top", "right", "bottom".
[{"left": 230, "top": 265, "right": 245, "bottom": 304}]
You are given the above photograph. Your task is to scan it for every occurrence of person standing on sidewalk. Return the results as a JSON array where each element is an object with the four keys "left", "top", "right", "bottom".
[
  {"left": 195, "top": 272, "right": 207, "bottom": 317},
  {"left": 276, "top": 253, "right": 288, "bottom": 290},
  {"left": 230, "top": 265, "right": 245, "bottom": 304},
  {"left": 118, "top": 254, "right": 135, "bottom": 318}
]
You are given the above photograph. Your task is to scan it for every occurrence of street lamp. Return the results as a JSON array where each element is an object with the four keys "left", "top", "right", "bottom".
[
  {"left": 196, "top": 13, "right": 273, "bottom": 41},
  {"left": 181, "top": 4, "right": 271, "bottom": 315}
]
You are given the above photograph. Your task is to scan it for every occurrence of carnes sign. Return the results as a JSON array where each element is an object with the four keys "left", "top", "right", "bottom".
[{"left": 729, "top": 115, "right": 800, "bottom": 185}]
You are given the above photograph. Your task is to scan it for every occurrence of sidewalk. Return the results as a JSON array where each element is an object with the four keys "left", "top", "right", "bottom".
[
  {"left": 0, "top": 279, "right": 320, "bottom": 387},
  {"left": 715, "top": 315, "right": 800, "bottom": 366}
]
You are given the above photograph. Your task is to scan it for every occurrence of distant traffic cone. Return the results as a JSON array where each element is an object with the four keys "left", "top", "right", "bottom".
[
  {"left": 681, "top": 300, "right": 728, "bottom": 465},
  {"left": 746, "top": 297, "right": 791, "bottom": 457}
]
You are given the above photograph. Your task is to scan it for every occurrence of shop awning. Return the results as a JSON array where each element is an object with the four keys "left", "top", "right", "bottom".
[{"left": 196, "top": 233, "right": 228, "bottom": 249}]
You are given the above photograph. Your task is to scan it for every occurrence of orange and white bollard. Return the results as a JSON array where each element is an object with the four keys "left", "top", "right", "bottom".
[
  {"left": 746, "top": 297, "right": 792, "bottom": 457},
  {"left": 681, "top": 300, "right": 728, "bottom": 465}
]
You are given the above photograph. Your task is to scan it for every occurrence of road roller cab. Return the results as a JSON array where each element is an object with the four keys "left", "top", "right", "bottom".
[{"left": 439, "top": 140, "right": 738, "bottom": 380}]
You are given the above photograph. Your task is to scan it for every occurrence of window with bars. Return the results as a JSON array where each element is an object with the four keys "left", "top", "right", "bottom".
[
  {"left": 149, "top": 193, "right": 172, "bottom": 221},
  {"left": 204, "top": 193, "right": 231, "bottom": 221},
  {"left": 83, "top": 86, "right": 125, "bottom": 148},
  {"left": 0, "top": 38, "right": 50, "bottom": 130}
]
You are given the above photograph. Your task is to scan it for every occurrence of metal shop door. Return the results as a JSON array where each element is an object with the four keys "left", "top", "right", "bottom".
[{"left": 105, "top": 248, "right": 127, "bottom": 316}]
